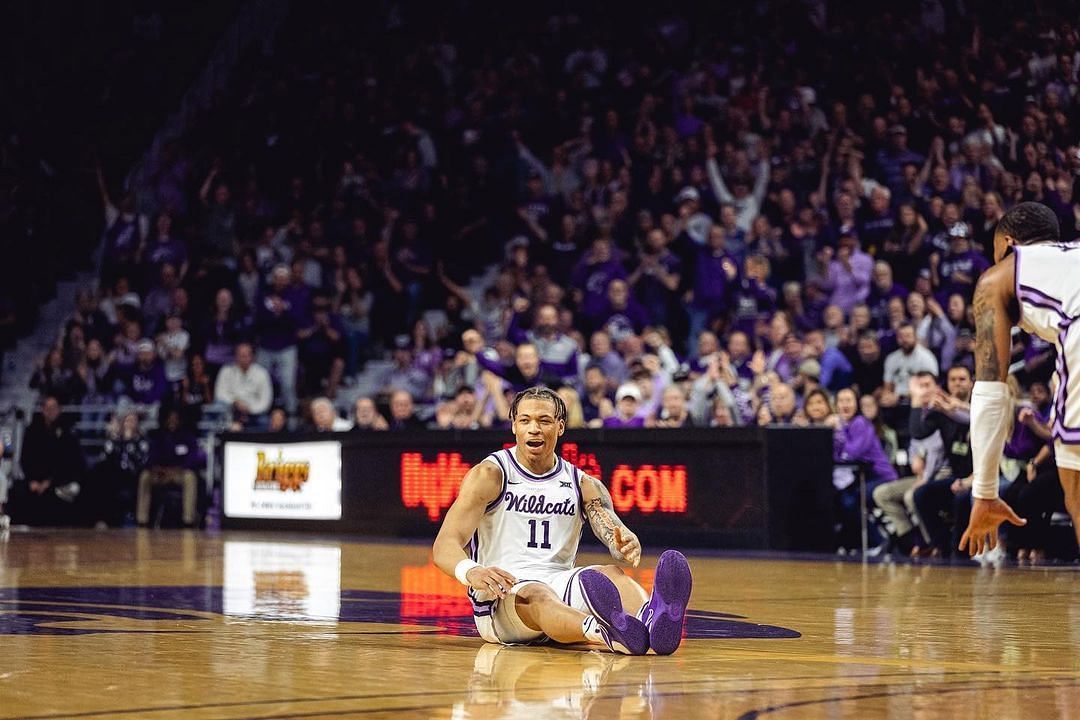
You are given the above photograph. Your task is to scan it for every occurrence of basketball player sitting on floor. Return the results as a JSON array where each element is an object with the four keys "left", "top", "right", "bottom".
[{"left": 434, "top": 386, "right": 693, "bottom": 655}]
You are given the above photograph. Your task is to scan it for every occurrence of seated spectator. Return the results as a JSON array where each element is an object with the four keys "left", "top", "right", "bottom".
[
  {"left": 799, "top": 388, "right": 836, "bottom": 427},
  {"left": 758, "top": 381, "right": 797, "bottom": 425},
  {"left": 556, "top": 386, "right": 587, "bottom": 430},
  {"left": 125, "top": 339, "right": 169, "bottom": 404},
  {"left": 309, "top": 397, "right": 351, "bottom": 432},
  {"left": 181, "top": 354, "right": 213, "bottom": 407},
  {"left": 88, "top": 409, "right": 149, "bottom": 527},
  {"left": 584, "top": 331, "right": 627, "bottom": 390},
  {"left": 268, "top": 407, "right": 289, "bottom": 432},
  {"left": 10, "top": 396, "right": 86, "bottom": 526},
  {"left": 910, "top": 365, "right": 974, "bottom": 558},
  {"left": 385, "top": 334, "right": 434, "bottom": 399},
  {"left": 352, "top": 397, "right": 389, "bottom": 431},
  {"left": 804, "top": 329, "right": 852, "bottom": 393},
  {"left": 581, "top": 364, "right": 614, "bottom": 426},
  {"left": 603, "top": 383, "right": 646, "bottom": 428},
  {"left": 214, "top": 342, "right": 273, "bottom": 428},
  {"left": 30, "top": 348, "right": 86, "bottom": 404},
  {"left": 387, "top": 390, "right": 425, "bottom": 431},
  {"left": 507, "top": 301, "right": 579, "bottom": 385},
  {"left": 137, "top": 407, "right": 203, "bottom": 528},
  {"left": 655, "top": 385, "right": 693, "bottom": 428},
  {"left": 833, "top": 386, "right": 899, "bottom": 550},
  {"left": 157, "top": 312, "right": 190, "bottom": 386}
]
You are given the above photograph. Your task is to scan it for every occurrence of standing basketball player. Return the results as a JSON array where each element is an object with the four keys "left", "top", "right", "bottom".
[
  {"left": 961, "top": 202, "right": 1080, "bottom": 556},
  {"left": 433, "top": 387, "right": 693, "bottom": 655}
]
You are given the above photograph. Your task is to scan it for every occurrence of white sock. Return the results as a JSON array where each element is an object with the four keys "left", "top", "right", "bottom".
[{"left": 581, "top": 615, "right": 605, "bottom": 644}]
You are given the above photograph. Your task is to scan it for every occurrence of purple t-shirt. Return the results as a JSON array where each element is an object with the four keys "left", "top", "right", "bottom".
[{"left": 602, "top": 415, "right": 645, "bottom": 429}]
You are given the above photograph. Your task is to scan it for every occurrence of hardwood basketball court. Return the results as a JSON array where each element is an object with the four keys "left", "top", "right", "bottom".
[{"left": 1, "top": 531, "right": 1078, "bottom": 719}]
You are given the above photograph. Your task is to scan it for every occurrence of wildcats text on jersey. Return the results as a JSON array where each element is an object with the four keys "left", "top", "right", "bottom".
[{"left": 503, "top": 491, "right": 576, "bottom": 516}]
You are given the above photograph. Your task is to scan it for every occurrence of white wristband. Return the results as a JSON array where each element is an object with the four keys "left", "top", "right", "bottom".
[
  {"left": 454, "top": 559, "right": 481, "bottom": 586},
  {"left": 970, "top": 381, "right": 1011, "bottom": 500}
]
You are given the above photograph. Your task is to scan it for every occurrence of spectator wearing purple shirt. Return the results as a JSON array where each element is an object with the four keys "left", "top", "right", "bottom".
[
  {"left": 297, "top": 297, "right": 347, "bottom": 400},
  {"left": 125, "top": 339, "right": 169, "bottom": 404},
  {"left": 602, "top": 383, "right": 647, "bottom": 428},
  {"left": 571, "top": 238, "right": 627, "bottom": 322},
  {"left": 628, "top": 229, "right": 681, "bottom": 328},
  {"left": 142, "top": 213, "right": 188, "bottom": 283},
  {"left": 506, "top": 301, "right": 579, "bottom": 384},
  {"left": 730, "top": 255, "right": 777, "bottom": 338},
  {"left": 687, "top": 227, "right": 740, "bottom": 355},
  {"left": 823, "top": 233, "right": 872, "bottom": 314},
  {"left": 594, "top": 279, "right": 650, "bottom": 343},
  {"left": 930, "top": 223, "right": 989, "bottom": 302}
]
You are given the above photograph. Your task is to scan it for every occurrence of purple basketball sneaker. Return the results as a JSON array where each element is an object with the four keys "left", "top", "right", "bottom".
[
  {"left": 640, "top": 550, "right": 692, "bottom": 655},
  {"left": 579, "top": 569, "right": 650, "bottom": 655}
]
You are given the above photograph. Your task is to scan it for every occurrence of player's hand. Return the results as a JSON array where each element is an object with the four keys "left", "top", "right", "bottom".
[
  {"left": 465, "top": 565, "right": 517, "bottom": 599},
  {"left": 612, "top": 526, "right": 641, "bottom": 567},
  {"left": 959, "top": 498, "right": 1027, "bottom": 557}
]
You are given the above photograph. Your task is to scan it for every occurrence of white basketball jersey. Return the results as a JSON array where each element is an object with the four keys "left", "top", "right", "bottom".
[
  {"left": 1014, "top": 242, "right": 1080, "bottom": 442},
  {"left": 467, "top": 448, "right": 584, "bottom": 596}
]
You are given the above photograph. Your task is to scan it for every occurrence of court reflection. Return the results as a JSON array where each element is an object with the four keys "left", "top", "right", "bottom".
[
  {"left": 222, "top": 539, "right": 341, "bottom": 622},
  {"left": 454, "top": 644, "right": 657, "bottom": 720}
]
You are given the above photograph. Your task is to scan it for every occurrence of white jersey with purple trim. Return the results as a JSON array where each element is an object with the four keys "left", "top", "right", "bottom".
[
  {"left": 1014, "top": 242, "right": 1080, "bottom": 463},
  {"left": 466, "top": 448, "right": 584, "bottom": 609}
]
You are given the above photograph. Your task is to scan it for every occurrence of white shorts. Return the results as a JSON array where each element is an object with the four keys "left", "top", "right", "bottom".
[
  {"left": 472, "top": 565, "right": 599, "bottom": 645},
  {"left": 1054, "top": 441, "right": 1080, "bottom": 472}
]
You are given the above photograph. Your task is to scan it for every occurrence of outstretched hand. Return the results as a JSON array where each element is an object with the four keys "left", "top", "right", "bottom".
[
  {"left": 613, "top": 526, "right": 642, "bottom": 567},
  {"left": 959, "top": 498, "right": 1027, "bottom": 557}
]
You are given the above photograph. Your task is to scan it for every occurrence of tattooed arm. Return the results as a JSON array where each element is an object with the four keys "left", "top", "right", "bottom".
[
  {"left": 960, "top": 255, "right": 1027, "bottom": 556},
  {"left": 579, "top": 473, "right": 642, "bottom": 566},
  {"left": 972, "top": 259, "right": 1015, "bottom": 383}
]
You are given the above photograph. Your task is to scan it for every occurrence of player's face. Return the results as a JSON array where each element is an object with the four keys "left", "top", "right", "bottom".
[
  {"left": 513, "top": 398, "right": 565, "bottom": 461},
  {"left": 992, "top": 227, "right": 1014, "bottom": 264}
]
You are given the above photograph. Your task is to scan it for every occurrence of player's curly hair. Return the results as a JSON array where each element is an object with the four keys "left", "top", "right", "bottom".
[
  {"left": 997, "top": 201, "right": 1060, "bottom": 245},
  {"left": 508, "top": 386, "right": 567, "bottom": 423}
]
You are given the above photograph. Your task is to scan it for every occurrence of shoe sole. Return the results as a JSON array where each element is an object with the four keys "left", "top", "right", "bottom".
[
  {"left": 579, "top": 570, "right": 650, "bottom": 655},
  {"left": 648, "top": 550, "right": 693, "bottom": 655}
]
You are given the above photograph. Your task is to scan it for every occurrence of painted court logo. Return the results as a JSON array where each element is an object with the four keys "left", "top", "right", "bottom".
[
  {"left": 254, "top": 451, "right": 310, "bottom": 492},
  {"left": 0, "top": 586, "right": 800, "bottom": 641}
]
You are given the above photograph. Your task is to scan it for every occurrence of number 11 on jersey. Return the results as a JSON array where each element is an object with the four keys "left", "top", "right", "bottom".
[{"left": 527, "top": 519, "right": 551, "bottom": 549}]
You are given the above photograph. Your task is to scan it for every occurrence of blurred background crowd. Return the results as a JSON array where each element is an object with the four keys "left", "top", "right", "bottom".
[{"left": 2, "top": 1, "right": 1078, "bottom": 557}]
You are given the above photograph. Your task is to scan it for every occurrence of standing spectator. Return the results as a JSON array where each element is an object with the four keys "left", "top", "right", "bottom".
[
  {"left": 200, "top": 288, "right": 245, "bottom": 380},
  {"left": 214, "top": 342, "right": 273, "bottom": 427},
  {"left": 881, "top": 324, "right": 939, "bottom": 405},
  {"left": 629, "top": 228, "right": 681, "bottom": 328},
  {"left": 137, "top": 407, "right": 203, "bottom": 527},
  {"left": 298, "top": 297, "right": 346, "bottom": 400},
  {"left": 687, "top": 224, "right": 739, "bottom": 354},
  {"left": 824, "top": 233, "right": 873, "bottom": 314},
  {"left": 256, "top": 266, "right": 299, "bottom": 413}
]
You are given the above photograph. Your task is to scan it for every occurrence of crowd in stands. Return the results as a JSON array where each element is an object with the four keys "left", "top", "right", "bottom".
[{"left": 5, "top": 2, "right": 1080, "bottom": 557}]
